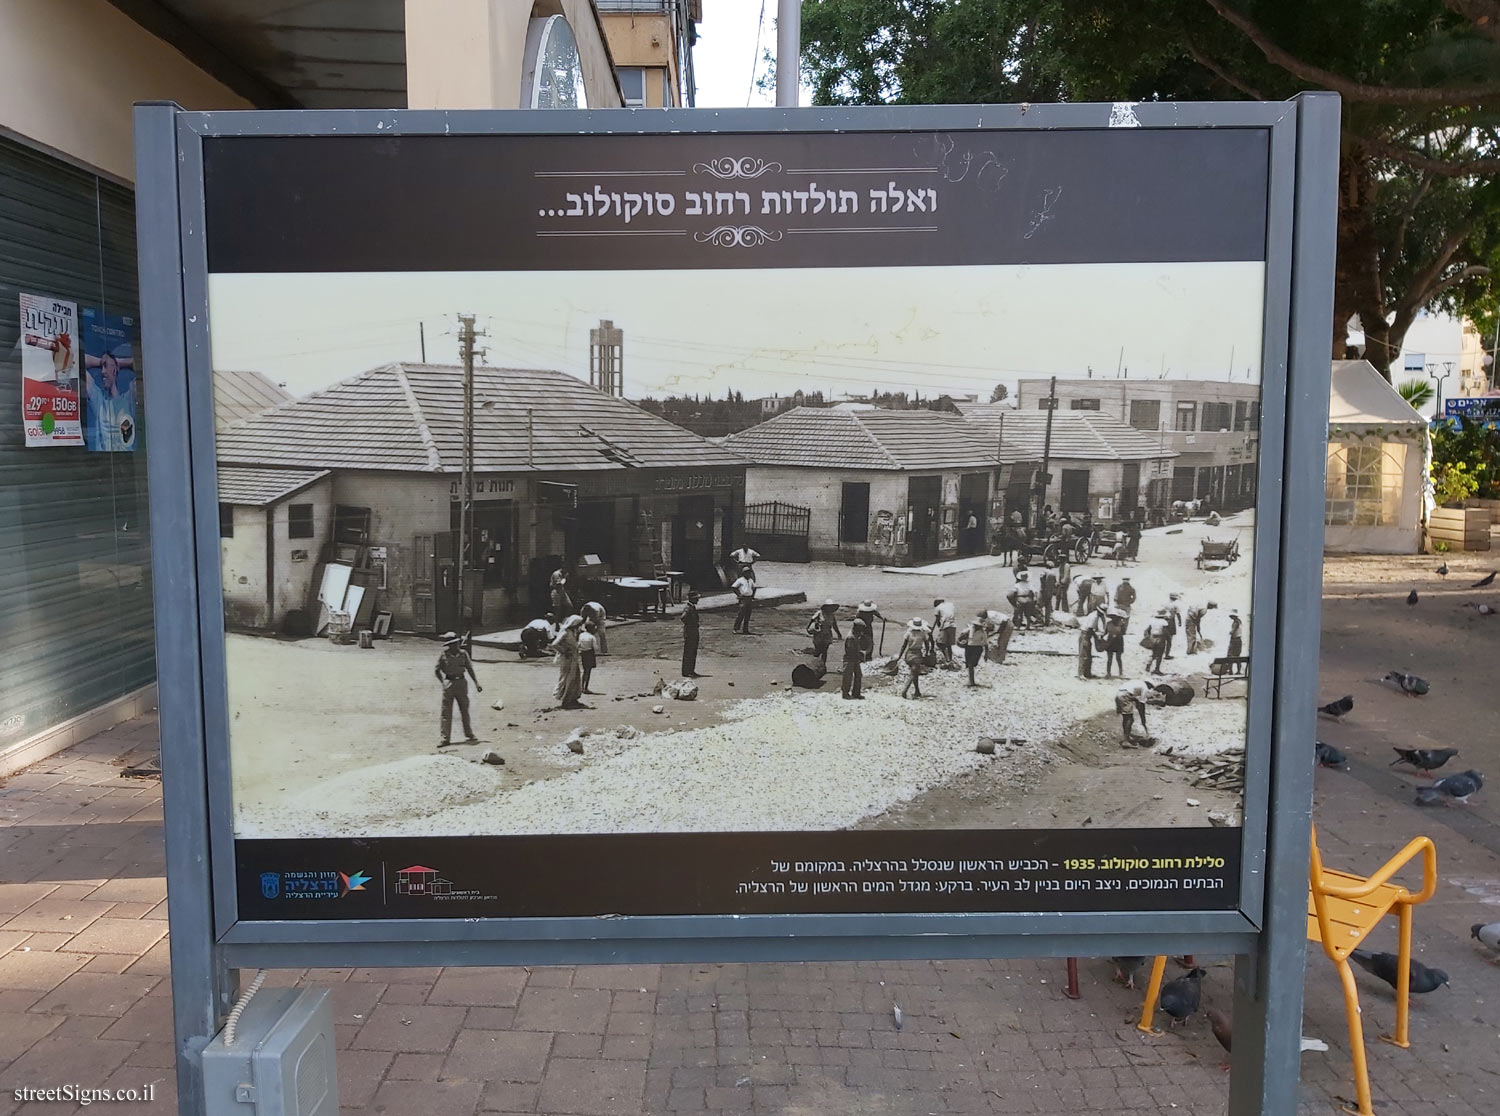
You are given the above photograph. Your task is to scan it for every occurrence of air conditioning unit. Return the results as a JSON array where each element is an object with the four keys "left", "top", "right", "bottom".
[{"left": 201, "top": 988, "right": 337, "bottom": 1116}]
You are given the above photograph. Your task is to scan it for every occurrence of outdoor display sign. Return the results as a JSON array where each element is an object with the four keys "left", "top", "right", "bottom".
[
  {"left": 81, "top": 308, "right": 139, "bottom": 452},
  {"left": 1444, "top": 396, "right": 1500, "bottom": 423},
  {"left": 20, "top": 292, "right": 82, "bottom": 446},
  {"left": 137, "top": 100, "right": 1335, "bottom": 988}
]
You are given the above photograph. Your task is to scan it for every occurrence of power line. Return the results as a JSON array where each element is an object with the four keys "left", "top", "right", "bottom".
[{"left": 747, "top": 0, "right": 767, "bottom": 106}]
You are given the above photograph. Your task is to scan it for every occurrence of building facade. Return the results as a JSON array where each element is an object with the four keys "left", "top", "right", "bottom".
[
  {"left": 1014, "top": 378, "right": 1260, "bottom": 511},
  {"left": 597, "top": 0, "right": 701, "bottom": 107},
  {"left": 963, "top": 407, "right": 1177, "bottom": 520},
  {"left": 215, "top": 364, "right": 745, "bottom": 634},
  {"left": 725, "top": 408, "right": 1037, "bottom": 564}
]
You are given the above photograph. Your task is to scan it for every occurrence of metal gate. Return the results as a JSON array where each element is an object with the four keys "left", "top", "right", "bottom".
[{"left": 742, "top": 500, "right": 811, "bottom": 562}]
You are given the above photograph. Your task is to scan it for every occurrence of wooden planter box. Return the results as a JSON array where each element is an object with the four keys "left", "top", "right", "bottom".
[{"left": 1430, "top": 505, "right": 1491, "bottom": 551}]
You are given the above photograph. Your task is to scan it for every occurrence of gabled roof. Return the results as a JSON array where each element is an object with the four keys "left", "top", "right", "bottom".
[
  {"left": 218, "top": 466, "right": 330, "bottom": 506},
  {"left": 1330, "top": 360, "right": 1426, "bottom": 429},
  {"left": 963, "top": 406, "right": 1177, "bottom": 461},
  {"left": 723, "top": 406, "right": 1033, "bottom": 471},
  {"left": 214, "top": 370, "right": 295, "bottom": 429},
  {"left": 215, "top": 363, "right": 746, "bottom": 473}
]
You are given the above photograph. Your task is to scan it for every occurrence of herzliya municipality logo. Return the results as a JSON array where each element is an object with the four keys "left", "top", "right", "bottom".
[{"left": 260, "top": 869, "right": 371, "bottom": 900}]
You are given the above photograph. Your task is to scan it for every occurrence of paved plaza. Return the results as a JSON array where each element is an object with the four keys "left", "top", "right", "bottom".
[{"left": 3, "top": 555, "right": 1500, "bottom": 1115}]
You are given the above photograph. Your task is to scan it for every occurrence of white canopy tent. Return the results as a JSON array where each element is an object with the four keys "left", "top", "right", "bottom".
[{"left": 1324, "top": 360, "right": 1429, "bottom": 554}]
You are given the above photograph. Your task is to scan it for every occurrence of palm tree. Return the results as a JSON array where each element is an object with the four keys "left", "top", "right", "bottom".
[{"left": 1397, "top": 379, "right": 1434, "bottom": 411}]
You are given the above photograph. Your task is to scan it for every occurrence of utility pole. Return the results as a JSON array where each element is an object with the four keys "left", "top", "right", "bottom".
[
  {"left": 1036, "top": 375, "right": 1056, "bottom": 531},
  {"left": 776, "top": 0, "right": 802, "bottom": 107},
  {"left": 457, "top": 314, "right": 484, "bottom": 633}
]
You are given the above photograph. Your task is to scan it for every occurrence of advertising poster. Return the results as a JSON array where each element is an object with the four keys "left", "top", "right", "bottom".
[
  {"left": 201, "top": 128, "right": 1268, "bottom": 921},
  {"left": 20, "top": 292, "right": 81, "bottom": 447},
  {"left": 81, "top": 308, "right": 139, "bottom": 452}
]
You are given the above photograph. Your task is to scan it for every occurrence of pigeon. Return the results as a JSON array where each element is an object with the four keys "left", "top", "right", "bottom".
[
  {"left": 1473, "top": 571, "right": 1497, "bottom": 588},
  {"left": 1385, "top": 670, "right": 1430, "bottom": 696},
  {"left": 1407, "top": 589, "right": 1419, "bottom": 606},
  {"left": 1437, "top": 561, "right": 1450, "bottom": 577},
  {"left": 1348, "top": 950, "right": 1449, "bottom": 993},
  {"left": 1110, "top": 956, "right": 1146, "bottom": 989},
  {"left": 1472, "top": 923, "right": 1500, "bottom": 953},
  {"left": 1207, "top": 1006, "right": 1232, "bottom": 1053},
  {"left": 1316, "top": 740, "right": 1348, "bottom": 769},
  {"left": 1464, "top": 602, "right": 1497, "bottom": 615},
  {"left": 1158, "top": 967, "right": 1206, "bottom": 1026},
  {"left": 1415, "top": 769, "right": 1484, "bottom": 806},
  {"left": 1390, "top": 747, "right": 1458, "bottom": 775},
  {"left": 1318, "top": 695, "right": 1354, "bottom": 720}
]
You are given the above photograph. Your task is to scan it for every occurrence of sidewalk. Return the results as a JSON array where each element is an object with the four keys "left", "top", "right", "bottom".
[{"left": 3, "top": 722, "right": 1499, "bottom": 1113}]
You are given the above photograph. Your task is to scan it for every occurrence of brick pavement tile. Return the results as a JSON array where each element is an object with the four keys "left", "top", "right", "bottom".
[
  {"left": 328, "top": 980, "right": 385, "bottom": 1026},
  {"left": 430, "top": 967, "right": 527, "bottom": 1007},
  {"left": 553, "top": 1033, "right": 604, "bottom": 1058},
  {"left": 60, "top": 918, "right": 167, "bottom": 955},
  {"left": 443, "top": 1029, "right": 552, "bottom": 1083},
  {"left": 350, "top": 966, "right": 436, "bottom": 984},
  {"left": 464, "top": 1007, "right": 517, "bottom": 1031},
  {"left": 50, "top": 1014, "right": 117, "bottom": 1040},
  {"left": 477, "top": 1081, "right": 539, "bottom": 1112},
  {"left": 12, "top": 931, "right": 81, "bottom": 952},
  {"left": 336, "top": 1049, "right": 394, "bottom": 1109},
  {"left": 0, "top": 1010, "right": 63, "bottom": 1060},
  {"left": 124, "top": 940, "right": 171, "bottom": 976},
  {"left": 514, "top": 987, "right": 612, "bottom": 1034},
  {"left": 571, "top": 965, "right": 660, "bottom": 991},
  {"left": 389, "top": 1052, "right": 446, "bottom": 1080},
  {"left": 126, "top": 1043, "right": 176, "bottom": 1069},
  {"left": 98, "top": 991, "right": 174, "bottom": 1044},
  {"left": 702, "top": 1084, "right": 753, "bottom": 1111},
  {"left": 609, "top": 991, "right": 655, "bottom": 1015},
  {"left": 1, "top": 772, "right": 68, "bottom": 792},
  {"left": 370, "top": 1078, "right": 482, "bottom": 1116},
  {"left": 4, "top": 1035, "right": 135, "bottom": 1088},
  {"left": 2, "top": 899, "right": 114, "bottom": 934},
  {"left": 380, "top": 982, "right": 434, "bottom": 1005},
  {"left": 92, "top": 901, "right": 156, "bottom": 920},
  {"left": 606, "top": 1011, "right": 652, "bottom": 1037},
  {"left": 0, "top": 930, "right": 33, "bottom": 956},
  {"left": 31, "top": 972, "right": 159, "bottom": 1017},
  {"left": 0, "top": 883, "right": 56, "bottom": 916},
  {"left": 664, "top": 1086, "right": 705, "bottom": 1111},
  {"left": 535, "top": 1056, "right": 646, "bottom": 1115},
  {"left": 602, "top": 1036, "right": 650, "bottom": 1061},
  {"left": 524, "top": 965, "right": 574, "bottom": 988},
  {"left": 0, "top": 951, "right": 87, "bottom": 990},
  {"left": 351, "top": 1004, "right": 467, "bottom": 1054}
]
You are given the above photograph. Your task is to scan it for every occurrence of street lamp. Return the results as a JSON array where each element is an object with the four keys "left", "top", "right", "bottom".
[{"left": 1429, "top": 360, "right": 1453, "bottom": 417}]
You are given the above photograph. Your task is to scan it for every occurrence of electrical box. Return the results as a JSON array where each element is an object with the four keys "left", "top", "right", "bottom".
[{"left": 201, "top": 988, "right": 338, "bottom": 1116}]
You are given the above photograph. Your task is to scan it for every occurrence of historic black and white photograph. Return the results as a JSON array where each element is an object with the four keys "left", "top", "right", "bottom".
[{"left": 209, "top": 261, "right": 1264, "bottom": 840}]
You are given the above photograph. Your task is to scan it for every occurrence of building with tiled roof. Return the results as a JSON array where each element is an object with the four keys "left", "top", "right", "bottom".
[
  {"left": 962, "top": 406, "right": 1177, "bottom": 519},
  {"left": 723, "top": 408, "right": 1038, "bottom": 564},
  {"left": 1011, "top": 377, "right": 1262, "bottom": 510},
  {"left": 215, "top": 364, "right": 747, "bottom": 634},
  {"left": 213, "top": 369, "right": 294, "bottom": 429}
]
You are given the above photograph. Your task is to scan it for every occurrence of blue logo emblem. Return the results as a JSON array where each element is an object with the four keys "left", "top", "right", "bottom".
[{"left": 260, "top": 872, "right": 281, "bottom": 899}]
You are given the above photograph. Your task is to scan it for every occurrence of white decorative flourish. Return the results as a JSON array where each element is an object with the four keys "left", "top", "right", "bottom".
[
  {"left": 693, "top": 225, "right": 784, "bottom": 248},
  {"left": 692, "top": 156, "right": 783, "bottom": 180}
]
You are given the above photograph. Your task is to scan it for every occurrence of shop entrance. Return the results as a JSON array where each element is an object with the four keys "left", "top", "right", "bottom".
[
  {"left": 671, "top": 494, "right": 716, "bottom": 584},
  {"left": 957, "top": 473, "right": 988, "bottom": 555},
  {"left": 907, "top": 475, "right": 942, "bottom": 561}
]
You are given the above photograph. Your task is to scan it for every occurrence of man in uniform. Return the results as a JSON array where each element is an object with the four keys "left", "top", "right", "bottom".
[
  {"left": 435, "top": 631, "right": 482, "bottom": 747},
  {"left": 680, "top": 591, "right": 701, "bottom": 677}
]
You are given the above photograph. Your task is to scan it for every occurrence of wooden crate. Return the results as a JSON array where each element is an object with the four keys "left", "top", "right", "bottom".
[{"left": 1430, "top": 505, "right": 1491, "bottom": 551}]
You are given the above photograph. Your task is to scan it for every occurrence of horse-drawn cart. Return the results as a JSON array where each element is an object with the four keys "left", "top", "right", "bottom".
[
  {"left": 1196, "top": 537, "right": 1240, "bottom": 570},
  {"left": 1018, "top": 528, "right": 1094, "bottom": 568}
]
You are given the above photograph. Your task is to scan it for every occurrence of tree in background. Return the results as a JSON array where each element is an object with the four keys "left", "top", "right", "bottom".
[
  {"left": 801, "top": 0, "right": 1500, "bottom": 380},
  {"left": 1398, "top": 378, "right": 1436, "bottom": 410},
  {"left": 1431, "top": 415, "right": 1500, "bottom": 499},
  {"left": 989, "top": 383, "right": 1010, "bottom": 403}
]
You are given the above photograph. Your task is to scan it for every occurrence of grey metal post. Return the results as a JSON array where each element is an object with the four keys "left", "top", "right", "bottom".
[
  {"left": 776, "top": 0, "right": 802, "bottom": 107},
  {"left": 1227, "top": 91, "right": 1339, "bottom": 1115},
  {"left": 134, "top": 101, "right": 227, "bottom": 1116}
]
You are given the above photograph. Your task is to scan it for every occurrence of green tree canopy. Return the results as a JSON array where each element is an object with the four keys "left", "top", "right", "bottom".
[{"left": 801, "top": 0, "right": 1500, "bottom": 378}]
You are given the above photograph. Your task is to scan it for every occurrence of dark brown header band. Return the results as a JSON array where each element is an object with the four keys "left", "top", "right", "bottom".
[{"left": 203, "top": 128, "right": 1269, "bottom": 273}]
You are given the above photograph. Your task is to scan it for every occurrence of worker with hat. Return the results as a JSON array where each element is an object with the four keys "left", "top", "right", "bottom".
[
  {"left": 855, "top": 599, "right": 884, "bottom": 661},
  {"left": 807, "top": 599, "right": 843, "bottom": 666},
  {"left": 435, "top": 631, "right": 482, "bottom": 747}
]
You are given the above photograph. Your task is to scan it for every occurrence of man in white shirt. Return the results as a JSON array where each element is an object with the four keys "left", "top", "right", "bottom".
[
  {"left": 932, "top": 597, "right": 957, "bottom": 667},
  {"left": 519, "top": 614, "right": 557, "bottom": 659},
  {"left": 732, "top": 573, "right": 756, "bottom": 634},
  {"left": 729, "top": 545, "right": 762, "bottom": 582}
]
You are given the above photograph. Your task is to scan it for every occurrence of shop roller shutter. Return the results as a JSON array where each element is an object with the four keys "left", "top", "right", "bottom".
[{"left": 0, "top": 134, "right": 156, "bottom": 746}]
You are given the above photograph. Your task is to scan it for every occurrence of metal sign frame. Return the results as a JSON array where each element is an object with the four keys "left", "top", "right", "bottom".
[{"left": 136, "top": 96, "right": 1337, "bottom": 1116}]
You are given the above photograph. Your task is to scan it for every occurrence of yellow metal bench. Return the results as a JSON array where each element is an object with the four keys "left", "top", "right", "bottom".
[{"left": 1136, "top": 825, "right": 1437, "bottom": 1116}]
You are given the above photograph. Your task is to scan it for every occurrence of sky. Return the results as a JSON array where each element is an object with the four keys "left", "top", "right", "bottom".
[
  {"left": 692, "top": 0, "right": 799, "bottom": 107},
  {"left": 207, "top": 262, "right": 1265, "bottom": 403}
]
